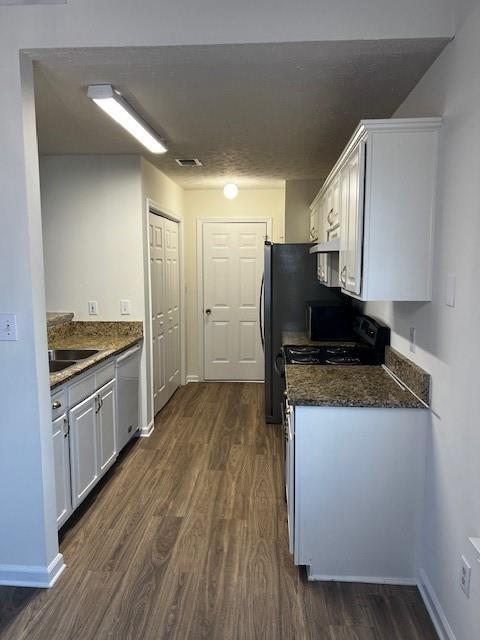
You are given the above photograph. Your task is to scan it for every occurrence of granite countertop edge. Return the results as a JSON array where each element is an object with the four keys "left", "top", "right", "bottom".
[{"left": 46, "top": 312, "right": 75, "bottom": 329}]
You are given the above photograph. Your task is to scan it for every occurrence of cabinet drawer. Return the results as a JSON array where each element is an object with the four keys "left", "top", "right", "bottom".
[
  {"left": 95, "top": 362, "right": 115, "bottom": 388},
  {"left": 51, "top": 388, "right": 67, "bottom": 421},
  {"left": 68, "top": 372, "right": 96, "bottom": 407}
]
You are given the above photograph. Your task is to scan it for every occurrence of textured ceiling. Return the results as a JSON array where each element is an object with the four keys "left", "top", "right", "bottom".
[{"left": 33, "top": 40, "right": 448, "bottom": 188}]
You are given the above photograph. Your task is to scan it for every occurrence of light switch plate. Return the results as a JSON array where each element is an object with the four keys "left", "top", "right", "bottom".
[
  {"left": 0, "top": 313, "right": 18, "bottom": 341},
  {"left": 88, "top": 301, "right": 98, "bottom": 316},
  {"left": 446, "top": 274, "right": 456, "bottom": 307},
  {"left": 120, "top": 299, "right": 131, "bottom": 315}
]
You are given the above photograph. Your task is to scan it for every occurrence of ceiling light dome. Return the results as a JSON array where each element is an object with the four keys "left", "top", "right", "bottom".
[{"left": 223, "top": 183, "right": 238, "bottom": 199}]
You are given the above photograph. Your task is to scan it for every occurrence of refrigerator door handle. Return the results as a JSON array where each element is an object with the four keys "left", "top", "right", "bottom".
[
  {"left": 259, "top": 273, "right": 265, "bottom": 351},
  {"left": 274, "top": 351, "right": 285, "bottom": 378}
]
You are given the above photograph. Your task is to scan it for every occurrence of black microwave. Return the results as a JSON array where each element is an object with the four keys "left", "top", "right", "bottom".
[{"left": 306, "top": 302, "right": 355, "bottom": 341}]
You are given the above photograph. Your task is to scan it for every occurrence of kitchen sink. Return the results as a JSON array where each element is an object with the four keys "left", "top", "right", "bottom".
[
  {"left": 49, "top": 360, "right": 76, "bottom": 373},
  {"left": 48, "top": 349, "right": 101, "bottom": 361}
]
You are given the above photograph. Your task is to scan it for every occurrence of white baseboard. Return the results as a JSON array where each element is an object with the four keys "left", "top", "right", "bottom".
[
  {"left": 139, "top": 419, "right": 154, "bottom": 438},
  {"left": 417, "top": 568, "right": 456, "bottom": 640},
  {"left": 306, "top": 569, "right": 417, "bottom": 586},
  {"left": 186, "top": 375, "right": 200, "bottom": 383},
  {"left": 0, "top": 552, "right": 65, "bottom": 588}
]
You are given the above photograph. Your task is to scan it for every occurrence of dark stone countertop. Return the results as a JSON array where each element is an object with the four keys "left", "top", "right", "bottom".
[
  {"left": 285, "top": 364, "right": 426, "bottom": 408},
  {"left": 282, "top": 331, "right": 431, "bottom": 409},
  {"left": 48, "top": 321, "right": 143, "bottom": 390}
]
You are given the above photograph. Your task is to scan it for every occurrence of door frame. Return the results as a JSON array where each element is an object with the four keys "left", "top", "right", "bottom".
[
  {"left": 196, "top": 217, "right": 272, "bottom": 381},
  {"left": 144, "top": 199, "right": 186, "bottom": 431}
]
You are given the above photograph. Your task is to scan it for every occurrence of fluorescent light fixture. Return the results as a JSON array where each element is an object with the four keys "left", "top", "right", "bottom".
[
  {"left": 223, "top": 183, "right": 238, "bottom": 199},
  {"left": 87, "top": 85, "right": 167, "bottom": 154}
]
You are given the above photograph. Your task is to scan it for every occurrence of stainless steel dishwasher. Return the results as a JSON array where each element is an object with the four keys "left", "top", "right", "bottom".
[{"left": 116, "top": 343, "right": 141, "bottom": 452}]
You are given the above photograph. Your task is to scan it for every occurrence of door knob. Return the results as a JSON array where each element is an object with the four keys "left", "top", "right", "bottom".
[{"left": 205, "top": 308, "right": 212, "bottom": 315}]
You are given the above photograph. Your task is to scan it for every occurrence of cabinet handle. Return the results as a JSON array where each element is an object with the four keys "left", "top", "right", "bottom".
[
  {"left": 52, "top": 400, "right": 62, "bottom": 410},
  {"left": 95, "top": 395, "right": 102, "bottom": 414},
  {"left": 63, "top": 417, "right": 69, "bottom": 438},
  {"left": 340, "top": 265, "right": 347, "bottom": 285}
]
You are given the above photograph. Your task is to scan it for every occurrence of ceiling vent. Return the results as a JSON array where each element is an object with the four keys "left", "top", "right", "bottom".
[{"left": 175, "top": 158, "right": 203, "bottom": 167}]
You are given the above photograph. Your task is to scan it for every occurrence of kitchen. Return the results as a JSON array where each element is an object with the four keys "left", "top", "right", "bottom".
[{"left": 1, "top": 3, "right": 480, "bottom": 639}]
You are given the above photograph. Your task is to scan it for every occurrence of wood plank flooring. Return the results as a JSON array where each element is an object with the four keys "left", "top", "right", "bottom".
[{"left": 0, "top": 383, "right": 438, "bottom": 640}]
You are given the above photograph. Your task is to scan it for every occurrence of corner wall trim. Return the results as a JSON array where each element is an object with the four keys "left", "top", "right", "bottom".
[
  {"left": 0, "top": 552, "right": 65, "bottom": 588},
  {"left": 418, "top": 568, "right": 456, "bottom": 640},
  {"left": 139, "top": 420, "right": 154, "bottom": 438},
  {"left": 186, "top": 375, "right": 200, "bottom": 384}
]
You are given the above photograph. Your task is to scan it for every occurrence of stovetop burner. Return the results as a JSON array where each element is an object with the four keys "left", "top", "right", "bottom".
[{"left": 283, "top": 344, "right": 381, "bottom": 366}]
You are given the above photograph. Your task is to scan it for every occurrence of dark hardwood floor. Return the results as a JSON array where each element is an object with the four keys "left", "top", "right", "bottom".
[{"left": 0, "top": 383, "right": 438, "bottom": 639}]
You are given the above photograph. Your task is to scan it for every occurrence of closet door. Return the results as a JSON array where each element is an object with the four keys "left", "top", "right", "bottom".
[
  {"left": 149, "top": 213, "right": 181, "bottom": 416},
  {"left": 164, "top": 218, "right": 181, "bottom": 398}
]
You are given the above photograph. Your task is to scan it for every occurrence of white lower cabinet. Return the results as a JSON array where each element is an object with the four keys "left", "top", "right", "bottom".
[
  {"left": 284, "top": 403, "right": 295, "bottom": 555},
  {"left": 51, "top": 413, "right": 72, "bottom": 528},
  {"left": 290, "top": 404, "right": 428, "bottom": 582},
  {"left": 51, "top": 354, "right": 125, "bottom": 526},
  {"left": 69, "top": 381, "right": 117, "bottom": 509}
]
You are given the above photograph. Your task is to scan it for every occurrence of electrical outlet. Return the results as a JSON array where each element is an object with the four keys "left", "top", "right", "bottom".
[
  {"left": 409, "top": 327, "right": 416, "bottom": 353},
  {"left": 88, "top": 301, "right": 98, "bottom": 316},
  {"left": 120, "top": 299, "right": 131, "bottom": 315},
  {"left": 460, "top": 555, "right": 471, "bottom": 597},
  {"left": 0, "top": 313, "right": 17, "bottom": 341}
]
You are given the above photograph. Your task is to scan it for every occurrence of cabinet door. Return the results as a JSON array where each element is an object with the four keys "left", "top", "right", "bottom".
[
  {"left": 97, "top": 380, "right": 117, "bottom": 475},
  {"left": 339, "top": 142, "right": 365, "bottom": 295},
  {"left": 52, "top": 413, "right": 72, "bottom": 528},
  {"left": 69, "top": 393, "right": 99, "bottom": 508}
]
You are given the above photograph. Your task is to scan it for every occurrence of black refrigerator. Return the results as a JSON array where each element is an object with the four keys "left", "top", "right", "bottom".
[{"left": 262, "top": 242, "right": 346, "bottom": 423}]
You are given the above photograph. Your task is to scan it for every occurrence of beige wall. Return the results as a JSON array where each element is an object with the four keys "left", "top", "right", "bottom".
[
  {"left": 284, "top": 179, "right": 323, "bottom": 242},
  {"left": 141, "top": 157, "right": 184, "bottom": 220},
  {"left": 41, "top": 155, "right": 144, "bottom": 320},
  {"left": 183, "top": 186, "right": 285, "bottom": 378}
]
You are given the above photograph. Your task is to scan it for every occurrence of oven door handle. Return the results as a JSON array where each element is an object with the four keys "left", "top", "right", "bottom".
[{"left": 274, "top": 351, "right": 285, "bottom": 378}]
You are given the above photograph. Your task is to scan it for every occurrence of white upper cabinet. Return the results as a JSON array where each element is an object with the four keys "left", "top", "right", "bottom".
[
  {"left": 339, "top": 142, "right": 365, "bottom": 295},
  {"left": 311, "top": 118, "right": 441, "bottom": 301}
]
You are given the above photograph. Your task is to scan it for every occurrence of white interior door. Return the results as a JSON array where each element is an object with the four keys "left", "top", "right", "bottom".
[
  {"left": 164, "top": 219, "right": 180, "bottom": 392},
  {"left": 202, "top": 221, "right": 266, "bottom": 381},
  {"left": 149, "top": 212, "right": 180, "bottom": 415}
]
